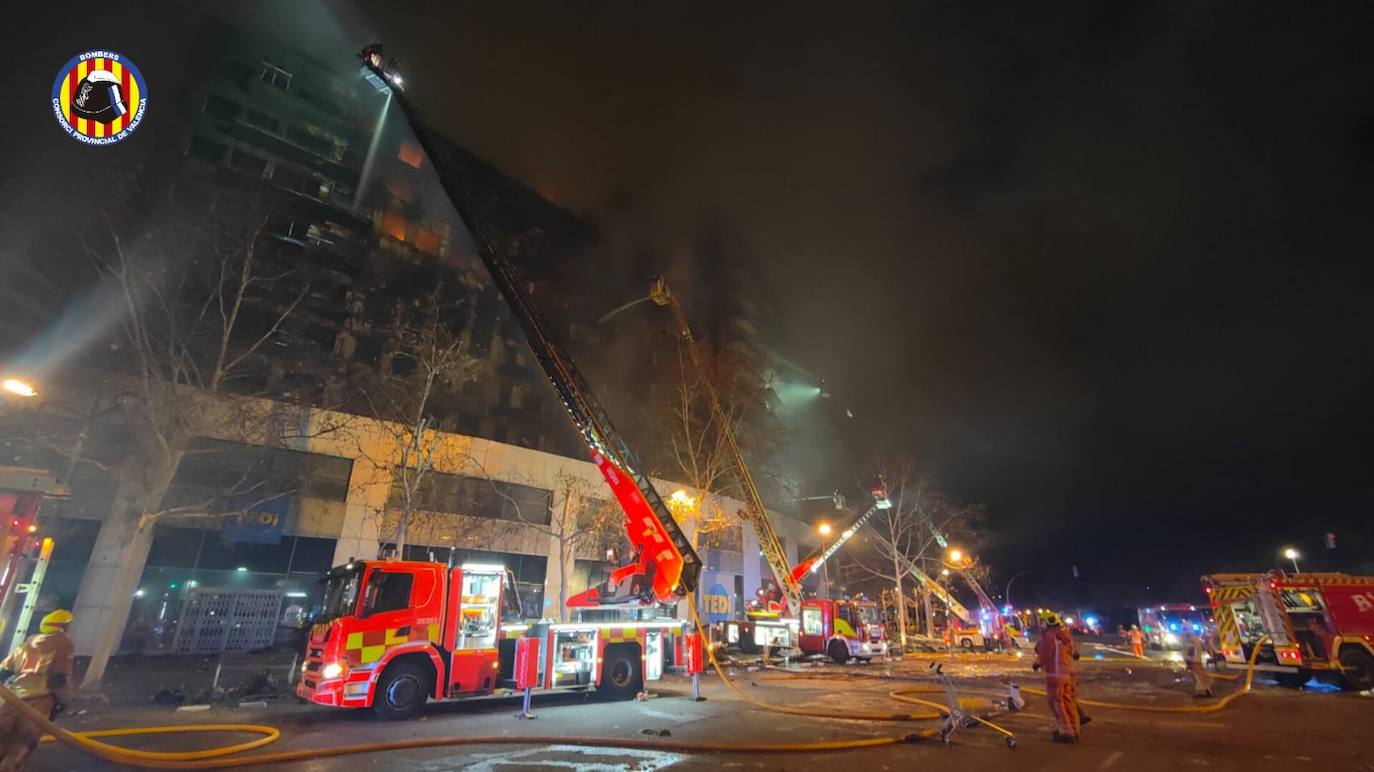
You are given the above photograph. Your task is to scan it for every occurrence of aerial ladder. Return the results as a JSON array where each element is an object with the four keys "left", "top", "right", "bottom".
[
  {"left": 927, "top": 522, "right": 1008, "bottom": 640},
  {"left": 647, "top": 278, "right": 799, "bottom": 612},
  {"left": 909, "top": 566, "right": 977, "bottom": 627},
  {"left": 358, "top": 47, "right": 699, "bottom": 606},
  {"left": 646, "top": 278, "right": 891, "bottom": 615}
]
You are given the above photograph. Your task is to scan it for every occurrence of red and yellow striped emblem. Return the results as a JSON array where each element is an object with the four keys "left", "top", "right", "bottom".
[{"left": 51, "top": 50, "right": 148, "bottom": 145}]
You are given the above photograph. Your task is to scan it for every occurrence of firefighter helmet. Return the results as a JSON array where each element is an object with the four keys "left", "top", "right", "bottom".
[
  {"left": 71, "top": 69, "right": 128, "bottom": 121},
  {"left": 40, "top": 609, "right": 73, "bottom": 633},
  {"left": 1039, "top": 610, "right": 1063, "bottom": 627}
]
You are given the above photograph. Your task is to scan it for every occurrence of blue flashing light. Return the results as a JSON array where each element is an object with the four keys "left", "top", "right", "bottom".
[
  {"left": 1085, "top": 616, "right": 1098, "bottom": 627},
  {"left": 1169, "top": 622, "right": 1180, "bottom": 632}
]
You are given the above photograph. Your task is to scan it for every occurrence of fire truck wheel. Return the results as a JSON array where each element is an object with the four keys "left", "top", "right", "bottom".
[
  {"left": 373, "top": 660, "right": 432, "bottom": 720},
  {"left": 827, "top": 640, "right": 850, "bottom": 664},
  {"left": 959, "top": 638, "right": 975, "bottom": 650},
  {"left": 1339, "top": 648, "right": 1374, "bottom": 691},
  {"left": 599, "top": 645, "right": 643, "bottom": 699}
]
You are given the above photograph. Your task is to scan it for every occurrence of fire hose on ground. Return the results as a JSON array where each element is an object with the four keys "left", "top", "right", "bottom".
[{"left": 0, "top": 629, "right": 1269, "bottom": 768}]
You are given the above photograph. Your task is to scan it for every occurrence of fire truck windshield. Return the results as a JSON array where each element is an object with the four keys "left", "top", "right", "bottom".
[
  {"left": 857, "top": 604, "right": 882, "bottom": 626},
  {"left": 316, "top": 565, "right": 364, "bottom": 622}
]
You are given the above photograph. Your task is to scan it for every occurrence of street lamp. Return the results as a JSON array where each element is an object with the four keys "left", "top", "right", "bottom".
[
  {"left": 1283, "top": 547, "right": 1301, "bottom": 573},
  {"left": 947, "top": 548, "right": 965, "bottom": 566},
  {"left": 816, "top": 522, "right": 835, "bottom": 596},
  {"left": 2, "top": 378, "right": 38, "bottom": 398}
]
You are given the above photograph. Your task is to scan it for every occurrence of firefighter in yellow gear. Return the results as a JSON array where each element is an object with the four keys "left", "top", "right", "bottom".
[{"left": 0, "top": 610, "right": 76, "bottom": 771}]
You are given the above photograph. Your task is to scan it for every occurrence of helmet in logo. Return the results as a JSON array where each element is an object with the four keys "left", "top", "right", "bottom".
[
  {"left": 71, "top": 69, "right": 128, "bottom": 121},
  {"left": 51, "top": 50, "right": 148, "bottom": 145}
]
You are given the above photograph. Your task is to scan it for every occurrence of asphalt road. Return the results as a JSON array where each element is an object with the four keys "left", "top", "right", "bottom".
[{"left": 28, "top": 650, "right": 1374, "bottom": 771}]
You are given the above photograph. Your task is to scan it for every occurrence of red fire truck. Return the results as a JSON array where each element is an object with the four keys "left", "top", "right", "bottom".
[
  {"left": 298, "top": 48, "right": 703, "bottom": 718},
  {"left": 1202, "top": 571, "right": 1374, "bottom": 690},
  {"left": 299, "top": 560, "right": 678, "bottom": 718},
  {"left": 799, "top": 597, "right": 888, "bottom": 663}
]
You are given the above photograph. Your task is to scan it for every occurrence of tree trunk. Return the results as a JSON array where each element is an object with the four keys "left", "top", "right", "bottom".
[
  {"left": 557, "top": 538, "right": 570, "bottom": 623},
  {"left": 72, "top": 451, "right": 179, "bottom": 688},
  {"left": 890, "top": 554, "right": 908, "bottom": 647},
  {"left": 922, "top": 586, "right": 935, "bottom": 638},
  {"left": 393, "top": 499, "right": 412, "bottom": 556}
]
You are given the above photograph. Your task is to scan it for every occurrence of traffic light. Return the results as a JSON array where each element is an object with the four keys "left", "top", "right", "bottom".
[{"left": 1325, "top": 532, "right": 1336, "bottom": 549}]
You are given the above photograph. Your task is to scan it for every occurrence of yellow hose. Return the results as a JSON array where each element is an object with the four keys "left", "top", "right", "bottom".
[
  {"left": 18, "top": 609, "right": 1206, "bottom": 766},
  {"left": 0, "top": 681, "right": 914, "bottom": 769},
  {"left": 38, "top": 723, "right": 281, "bottom": 759},
  {"left": 686, "top": 602, "right": 1018, "bottom": 741},
  {"left": 1021, "top": 635, "right": 1269, "bottom": 714}
]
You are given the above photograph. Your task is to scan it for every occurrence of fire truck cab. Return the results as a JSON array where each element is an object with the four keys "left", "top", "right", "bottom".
[
  {"left": 799, "top": 598, "right": 888, "bottom": 662},
  {"left": 1202, "top": 572, "right": 1374, "bottom": 691},
  {"left": 298, "top": 560, "right": 680, "bottom": 718}
]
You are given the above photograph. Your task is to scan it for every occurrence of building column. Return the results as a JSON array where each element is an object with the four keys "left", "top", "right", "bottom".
[{"left": 331, "top": 453, "right": 390, "bottom": 566}]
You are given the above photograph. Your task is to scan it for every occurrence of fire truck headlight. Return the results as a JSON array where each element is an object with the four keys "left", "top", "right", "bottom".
[
  {"left": 1164, "top": 632, "right": 1179, "bottom": 646},
  {"left": 322, "top": 662, "right": 346, "bottom": 680}
]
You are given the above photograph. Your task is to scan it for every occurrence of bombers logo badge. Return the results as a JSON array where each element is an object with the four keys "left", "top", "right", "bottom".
[{"left": 52, "top": 50, "right": 147, "bottom": 145}]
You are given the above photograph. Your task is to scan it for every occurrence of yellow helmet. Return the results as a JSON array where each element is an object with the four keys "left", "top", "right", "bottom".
[
  {"left": 1039, "top": 610, "right": 1062, "bottom": 627},
  {"left": 40, "top": 609, "right": 73, "bottom": 634}
]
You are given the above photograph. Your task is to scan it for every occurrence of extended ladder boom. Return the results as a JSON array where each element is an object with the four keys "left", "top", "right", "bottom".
[
  {"left": 789, "top": 479, "right": 891, "bottom": 585},
  {"left": 648, "top": 279, "right": 797, "bottom": 610},
  {"left": 359, "top": 49, "right": 699, "bottom": 604},
  {"left": 910, "top": 566, "right": 976, "bottom": 626}
]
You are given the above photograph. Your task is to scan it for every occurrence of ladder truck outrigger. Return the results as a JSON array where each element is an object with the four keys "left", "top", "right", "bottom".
[
  {"left": 296, "top": 46, "right": 702, "bottom": 719},
  {"left": 646, "top": 279, "right": 890, "bottom": 661}
]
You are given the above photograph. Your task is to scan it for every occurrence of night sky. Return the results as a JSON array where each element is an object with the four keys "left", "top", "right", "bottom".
[{"left": 9, "top": 2, "right": 1374, "bottom": 609}]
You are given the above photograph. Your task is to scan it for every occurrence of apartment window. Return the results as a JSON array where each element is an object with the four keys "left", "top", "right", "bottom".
[
  {"left": 415, "top": 228, "right": 442, "bottom": 256},
  {"left": 170, "top": 438, "right": 353, "bottom": 505},
  {"left": 387, "top": 179, "right": 414, "bottom": 203},
  {"left": 260, "top": 61, "right": 293, "bottom": 91},
  {"left": 397, "top": 141, "right": 423, "bottom": 169},
  {"left": 381, "top": 210, "right": 408, "bottom": 242},
  {"left": 387, "top": 473, "right": 551, "bottom": 525}
]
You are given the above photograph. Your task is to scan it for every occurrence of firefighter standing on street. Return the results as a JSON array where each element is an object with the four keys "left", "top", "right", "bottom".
[
  {"left": 1183, "top": 628, "right": 1213, "bottom": 697},
  {"left": 0, "top": 609, "right": 76, "bottom": 771},
  {"left": 1128, "top": 624, "right": 1146, "bottom": 658},
  {"left": 1049, "top": 612, "right": 1093, "bottom": 725},
  {"left": 1033, "top": 610, "right": 1083, "bottom": 743}
]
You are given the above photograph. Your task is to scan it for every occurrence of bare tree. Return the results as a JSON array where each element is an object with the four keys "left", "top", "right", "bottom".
[
  {"left": 535, "top": 471, "right": 623, "bottom": 620},
  {"left": 649, "top": 342, "right": 789, "bottom": 557},
  {"left": 845, "top": 458, "right": 982, "bottom": 648},
  {"left": 63, "top": 191, "right": 325, "bottom": 687},
  {"left": 353, "top": 291, "right": 479, "bottom": 555}
]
